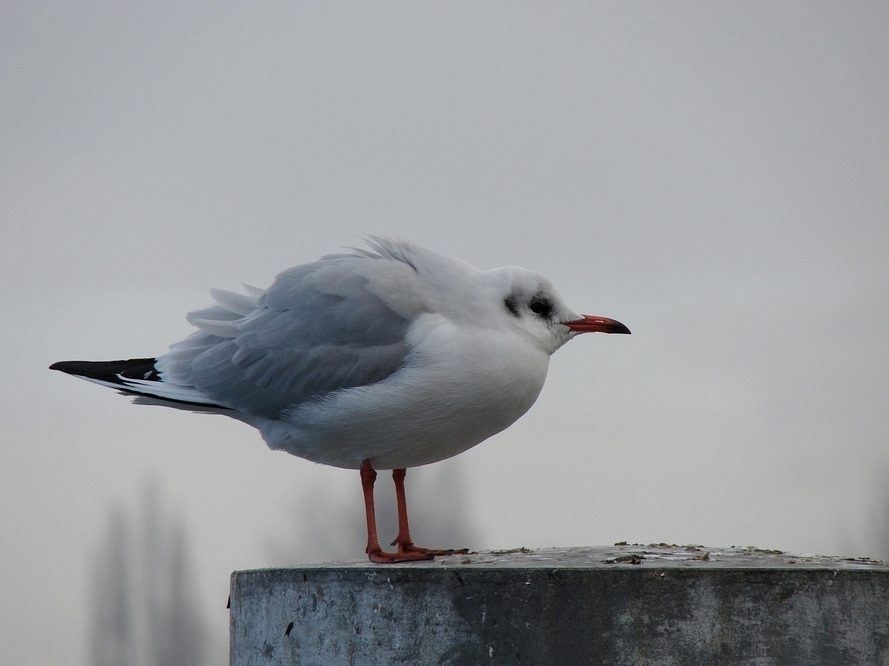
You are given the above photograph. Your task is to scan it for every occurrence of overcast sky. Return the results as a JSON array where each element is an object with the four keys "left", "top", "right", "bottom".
[{"left": 2, "top": 3, "right": 888, "bottom": 665}]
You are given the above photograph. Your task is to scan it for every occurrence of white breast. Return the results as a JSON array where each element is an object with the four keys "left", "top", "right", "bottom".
[{"left": 259, "top": 312, "right": 551, "bottom": 469}]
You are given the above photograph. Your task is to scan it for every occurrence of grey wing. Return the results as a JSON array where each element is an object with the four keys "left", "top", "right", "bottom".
[{"left": 157, "top": 255, "right": 412, "bottom": 419}]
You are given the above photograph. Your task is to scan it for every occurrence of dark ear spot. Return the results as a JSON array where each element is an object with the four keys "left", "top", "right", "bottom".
[{"left": 504, "top": 295, "right": 520, "bottom": 317}]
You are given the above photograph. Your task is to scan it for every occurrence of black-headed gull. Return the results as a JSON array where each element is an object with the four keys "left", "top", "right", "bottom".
[{"left": 51, "top": 238, "right": 630, "bottom": 562}]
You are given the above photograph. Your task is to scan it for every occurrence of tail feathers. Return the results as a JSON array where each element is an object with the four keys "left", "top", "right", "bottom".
[{"left": 50, "top": 358, "right": 228, "bottom": 410}]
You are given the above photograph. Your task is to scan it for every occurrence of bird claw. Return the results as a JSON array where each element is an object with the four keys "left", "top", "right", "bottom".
[
  {"left": 391, "top": 541, "right": 470, "bottom": 557},
  {"left": 402, "top": 546, "right": 470, "bottom": 557},
  {"left": 365, "top": 542, "right": 469, "bottom": 563},
  {"left": 366, "top": 547, "right": 434, "bottom": 563}
]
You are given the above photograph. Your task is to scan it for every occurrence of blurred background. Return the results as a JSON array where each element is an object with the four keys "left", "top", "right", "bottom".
[{"left": 2, "top": 3, "right": 887, "bottom": 664}]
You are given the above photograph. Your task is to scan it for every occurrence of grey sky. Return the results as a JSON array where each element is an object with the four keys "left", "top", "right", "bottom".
[{"left": 2, "top": 3, "right": 888, "bottom": 665}]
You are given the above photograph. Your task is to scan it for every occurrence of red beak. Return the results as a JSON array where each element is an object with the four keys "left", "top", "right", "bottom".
[{"left": 563, "top": 315, "right": 631, "bottom": 335}]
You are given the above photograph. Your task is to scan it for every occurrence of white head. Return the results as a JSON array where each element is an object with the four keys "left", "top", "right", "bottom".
[
  {"left": 477, "top": 265, "right": 631, "bottom": 355},
  {"left": 363, "top": 237, "right": 630, "bottom": 356}
]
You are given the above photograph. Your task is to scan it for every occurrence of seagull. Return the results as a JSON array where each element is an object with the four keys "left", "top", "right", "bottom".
[{"left": 51, "top": 237, "right": 630, "bottom": 563}]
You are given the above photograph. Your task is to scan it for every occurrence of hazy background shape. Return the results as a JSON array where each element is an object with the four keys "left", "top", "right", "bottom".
[
  {"left": 2, "top": 3, "right": 888, "bottom": 665},
  {"left": 89, "top": 482, "right": 217, "bottom": 666}
]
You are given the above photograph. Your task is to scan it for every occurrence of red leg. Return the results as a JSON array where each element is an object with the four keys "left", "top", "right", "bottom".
[
  {"left": 390, "top": 467, "right": 469, "bottom": 557},
  {"left": 360, "top": 460, "right": 433, "bottom": 563},
  {"left": 390, "top": 468, "right": 414, "bottom": 548}
]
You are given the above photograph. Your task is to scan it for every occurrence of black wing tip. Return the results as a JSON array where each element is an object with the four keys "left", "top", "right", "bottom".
[
  {"left": 50, "top": 360, "right": 87, "bottom": 374},
  {"left": 49, "top": 358, "right": 233, "bottom": 411},
  {"left": 49, "top": 358, "right": 159, "bottom": 382}
]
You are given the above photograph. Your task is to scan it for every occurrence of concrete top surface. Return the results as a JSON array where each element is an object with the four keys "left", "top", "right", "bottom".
[
  {"left": 232, "top": 544, "right": 889, "bottom": 665},
  {"left": 241, "top": 544, "right": 889, "bottom": 572}
]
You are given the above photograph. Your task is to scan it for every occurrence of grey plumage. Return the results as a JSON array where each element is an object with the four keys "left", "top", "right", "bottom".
[{"left": 158, "top": 251, "right": 413, "bottom": 420}]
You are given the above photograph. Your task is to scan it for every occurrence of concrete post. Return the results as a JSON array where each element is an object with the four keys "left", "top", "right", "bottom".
[{"left": 230, "top": 545, "right": 889, "bottom": 665}]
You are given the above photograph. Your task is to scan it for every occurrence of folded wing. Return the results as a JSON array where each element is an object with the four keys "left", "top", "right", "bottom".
[{"left": 157, "top": 253, "right": 414, "bottom": 420}]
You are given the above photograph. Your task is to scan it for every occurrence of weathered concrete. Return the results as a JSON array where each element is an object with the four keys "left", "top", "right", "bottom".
[{"left": 230, "top": 545, "right": 889, "bottom": 665}]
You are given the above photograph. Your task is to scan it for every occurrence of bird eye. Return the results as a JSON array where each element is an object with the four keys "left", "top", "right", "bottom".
[{"left": 528, "top": 299, "right": 551, "bottom": 317}]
